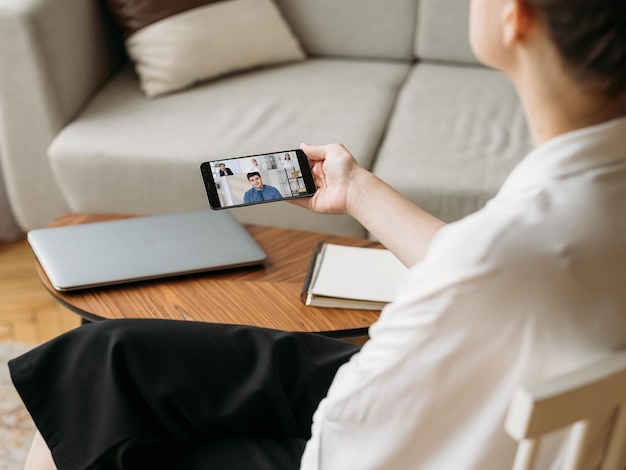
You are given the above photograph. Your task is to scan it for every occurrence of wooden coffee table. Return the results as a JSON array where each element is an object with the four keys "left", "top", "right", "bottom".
[{"left": 35, "top": 214, "right": 382, "bottom": 343}]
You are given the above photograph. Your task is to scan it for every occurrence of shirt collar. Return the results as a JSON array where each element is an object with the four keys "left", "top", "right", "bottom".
[{"left": 493, "top": 116, "right": 626, "bottom": 202}]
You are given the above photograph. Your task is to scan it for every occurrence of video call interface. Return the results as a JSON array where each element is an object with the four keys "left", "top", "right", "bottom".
[{"left": 209, "top": 151, "right": 305, "bottom": 208}]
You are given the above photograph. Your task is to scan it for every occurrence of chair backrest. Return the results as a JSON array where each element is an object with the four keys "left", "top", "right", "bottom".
[{"left": 505, "top": 350, "right": 626, "bottom": 470}]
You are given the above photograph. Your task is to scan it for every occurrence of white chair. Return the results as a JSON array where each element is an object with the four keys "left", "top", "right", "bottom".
[{"left": 505, "top": 350, "right": 626, "bottom": 470}]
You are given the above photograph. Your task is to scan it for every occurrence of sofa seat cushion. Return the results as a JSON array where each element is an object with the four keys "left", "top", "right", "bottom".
[
  {"left": 48, "top": 58, "right": 410, "bottom": 237},
  {"left": 372, "top": 63, "right": 533, "bottom": 223}
]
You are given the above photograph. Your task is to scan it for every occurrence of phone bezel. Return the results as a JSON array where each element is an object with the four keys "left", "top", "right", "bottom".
[{"left": 200, "top": 149, "right": 316, "bottom": 210}]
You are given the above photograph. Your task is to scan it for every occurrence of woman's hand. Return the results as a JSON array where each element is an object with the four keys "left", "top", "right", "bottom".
[{"left": 290, "top": 143, "right": 365, "bottom": 216}]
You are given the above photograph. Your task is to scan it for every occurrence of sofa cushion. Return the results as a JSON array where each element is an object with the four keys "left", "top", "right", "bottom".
[
  {"left": 48, "top": 59, "right": 410, "bottom": 237},
  {"left": 106, "top": 0, "right": 305, "bottom": 97},
  {"left": 275, "top": 0, "right": 418, "bottom": 61},
  {"left": 372, "top": 63, "right": 532, "bottom": 222},
  {"left": 415, "top": 0, "right": 478, "bottom": 65}
]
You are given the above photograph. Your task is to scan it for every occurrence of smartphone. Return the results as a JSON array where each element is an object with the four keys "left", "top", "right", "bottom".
[{"left": 200, "top": 149, "right": 316, "bottom": 209}]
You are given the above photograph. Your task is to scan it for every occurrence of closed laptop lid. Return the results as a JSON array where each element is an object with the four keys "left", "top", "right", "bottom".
[{"left": 27, "top": 210, "right": 266, "bottom": 291}]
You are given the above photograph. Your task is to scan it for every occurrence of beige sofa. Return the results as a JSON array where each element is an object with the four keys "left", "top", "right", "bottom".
[{"left": 0, "top": 0, "right": 532, "bottom": 238}]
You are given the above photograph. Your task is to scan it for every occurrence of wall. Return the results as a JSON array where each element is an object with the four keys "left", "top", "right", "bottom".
[{"left": 0, "top": 152, "right": 23, "bottom": 240}]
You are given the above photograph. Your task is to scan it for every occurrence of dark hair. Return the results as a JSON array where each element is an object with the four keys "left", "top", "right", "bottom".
[
  {"left": 247, "top": 172, "right": 261, "bottom": 180},
  {"left": 524, "top": 0, "right": 626, "bottom": 96}
]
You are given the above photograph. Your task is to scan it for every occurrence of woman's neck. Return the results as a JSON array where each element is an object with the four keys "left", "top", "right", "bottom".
[
  {"left": 512, "top": 49, "right": 626, "bottom": 145},
  {"left": 523, "top": 84, "right": 626, "bottom": 145}
]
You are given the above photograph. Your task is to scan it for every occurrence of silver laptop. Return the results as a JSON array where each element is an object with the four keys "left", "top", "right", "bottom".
[{"left": 27, "top": 210, "right": 266, "bottom": 291}]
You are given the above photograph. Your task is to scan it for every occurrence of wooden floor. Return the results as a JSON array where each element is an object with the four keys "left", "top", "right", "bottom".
[{"left": 0, "top": 236, "right": 81, "bottom": 344}]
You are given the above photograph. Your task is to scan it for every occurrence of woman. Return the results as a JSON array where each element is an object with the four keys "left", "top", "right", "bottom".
[
  {"left": 249, "top": 158, "right": 263, "bottom": 172},
  {"left": 11, "top": 0, "right": 626, "bottom": 468}
]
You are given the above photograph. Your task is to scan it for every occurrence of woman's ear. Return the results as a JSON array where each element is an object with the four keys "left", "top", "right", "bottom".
[{"left": 503, "top": 0, "right": 535, "bottom": 46}]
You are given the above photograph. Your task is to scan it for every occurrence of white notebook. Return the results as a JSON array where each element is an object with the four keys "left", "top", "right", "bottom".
[
  {"left": 301, "top": 243, "right": 409, "bottom": 310},
  {"left": 28, "top": 210, "right": 266, "bottom": 291}
]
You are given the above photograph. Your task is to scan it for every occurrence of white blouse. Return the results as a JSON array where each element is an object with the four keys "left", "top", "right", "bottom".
[{"left": 301, "top": 117, "right": 626, "bottom": 469}]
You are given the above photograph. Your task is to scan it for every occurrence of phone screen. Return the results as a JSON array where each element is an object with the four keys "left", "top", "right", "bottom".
[{"left": 200, "top": 149, "right": 316, "bottom": 209}]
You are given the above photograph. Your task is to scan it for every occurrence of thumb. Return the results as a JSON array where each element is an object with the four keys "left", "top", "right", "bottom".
[{"left": 300, "top": 142, "right": 326, "bottom": 162}]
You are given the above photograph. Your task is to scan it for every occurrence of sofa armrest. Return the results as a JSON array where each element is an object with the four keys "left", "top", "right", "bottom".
[{"left": 0, "top": 0, "right": 125, "bottom": 230}]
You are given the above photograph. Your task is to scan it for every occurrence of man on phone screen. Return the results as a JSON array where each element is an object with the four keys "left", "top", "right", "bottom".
[
  {"left": 218, "top": 163, "right": 233, "bottom": 176},
  {"left": 243, "top": 172, "right": 282, "bottom": 203}
]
